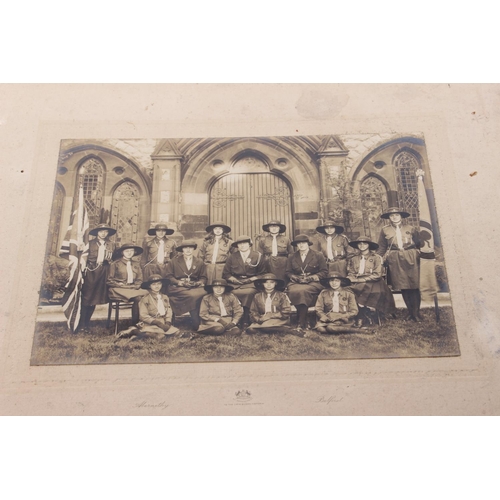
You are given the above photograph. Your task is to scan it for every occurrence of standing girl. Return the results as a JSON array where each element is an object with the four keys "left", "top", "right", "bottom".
[
  {"left": 199, "top": 221, "right": 233, "bottom": 285},
  {"left": 79, "top": 223, "right": 116, "bottom": 331}
]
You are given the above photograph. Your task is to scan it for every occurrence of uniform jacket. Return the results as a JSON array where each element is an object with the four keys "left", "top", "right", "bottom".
[
  {"left": 199, "top": 293, "right": 243, "bottom": 324},
  {"left": 138, "top": 292, "right": 173, "bottom": 325},
  {"left": 249, "top": 291, "right": 291, "bottom": 323},
  {"left": 165, "top": 255, "right": 207, "bottom": 285},
  {"left": 285, "top": 249, "right": 328, "bottom": 281},
  {"left": 313, "top": 233, "right": 353, "bottom": 262},
  {"left": 222, "top": 250, "right": 268, "bottom": 280},
  {"left": 258, "top": 234, "right": 292, "bottom": 257},
  {"left": 141, "top": 237, "right": 177, "bottom": 267},
  {"left": 107, "top": 258, "right": 143, "bottom": 288},
  {"left": 377, "top": 224, "right": 421, "bottom": 255},
  {"left": 86, "top": 238, "right": 114, "bottom": 270},
  {"left": 347, "top": 252, "right": 383, "bottom": 282},
  {"left": 199, "top": 236, "right": 233, "bottom": 264},
  {"left": 315, "top": 289, "right": 358, "bottom": 322}
]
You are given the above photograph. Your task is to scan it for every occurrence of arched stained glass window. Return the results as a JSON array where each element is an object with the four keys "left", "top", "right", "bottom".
[
  {"left": 78, "top": 157, "right": 104, "bottom": 229},
  {"left": 111, "top": 181, "right": 140, "bottom": 245},
  {"left": 394, "top": 150, "right": 420, "bottom": 226},
  {"left": 360, "top": 176, "right": 388, "bottom": 239}
]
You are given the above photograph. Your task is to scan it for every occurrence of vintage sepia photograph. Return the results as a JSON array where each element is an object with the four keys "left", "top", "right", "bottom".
[{"left": 31, "top": 133, "right": 459, "bottom": 365}]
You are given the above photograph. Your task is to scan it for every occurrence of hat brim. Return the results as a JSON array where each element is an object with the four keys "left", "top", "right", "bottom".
[
  {"left": 291, "top": 239, "right": 313, "bottom": 246},
  {"left": 231, "top": 239, "right": 253, "bottom": 248},
  {"left": 141, "top": 278, "right": 169, "bottom": 289},
  {"left": 204, "top": 284, "right": 234, "bottom": 293},
  {"left": 262, "top": 223, "right": 286, "bottom": 234},
  {"left": 380, "top": 211, "right": 410, "bottom": 219},
  {"left": 316, "top": 226, "right": 344, "bottom": 234},
  {"left": 320, "top": 277, "right": 352, "bottom": 287},
  {"left": 89, "top": 226, "right": 117, "bottom": 237},
  {"left": 176, "top": 243, "right": 198, "bottom": 251},
  {"left": 148, "top": 228, "right": 175, "bottom": 236},
  {"left": 349, "top": 241, "right": 379, "bottom": 251},
  {"left": 112, "top": 245, "right": 143, "bottom": 260},
  {"left": 206, "top": 224, "right": 231, "bottom": 234}
]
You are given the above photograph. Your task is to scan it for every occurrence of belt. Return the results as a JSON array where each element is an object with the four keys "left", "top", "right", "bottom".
[
  {"left": 390, "top": 245, "right": 416, "bottom": 251},
  {"left": 420, "top": 252, "right": 435, "bottom": 259},
  {"left": 235, "top": 275, "right": 249, "bottom": 279},
  {"left": 326, "top": 257, "right": 346, "bottom": 262},
  {"left": 266, "top": 253, "right": 288, "bottom": 257},
  {"left": 206, "top": 261, "right": 227, "bottom": 264}
]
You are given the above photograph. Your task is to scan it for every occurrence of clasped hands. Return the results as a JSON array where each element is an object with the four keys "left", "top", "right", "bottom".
[
  {"left": 217, "top": 317, "right": 236, "bottom": 331},
  {"left": 152, "top": 319, "right": 172, "bottom": 332},
  {"left": 289, "top": 275, "right": 314, "bottom": 284}
]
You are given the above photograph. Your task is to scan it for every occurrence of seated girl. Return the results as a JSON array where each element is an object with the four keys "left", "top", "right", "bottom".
[
  {"left": 107, "top": 242, "right": 148, "bottom": 323},
  {"left": 314, "top": 273, "right": 361, "bottom": 334},
  {"left": 347, "top": 236, "right": 396, "bottom": 327},
  {"left": 116, "top": 274, "right": 179, "bottom": 340},
  {"left": 246, "top": 273, "right": 293, "bottom": 334},
  {"left": 198, "top": 279, "right": 243, "bottom": 335}
]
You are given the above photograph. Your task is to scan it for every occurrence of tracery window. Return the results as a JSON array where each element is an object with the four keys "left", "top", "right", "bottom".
[
  {"left": 360, "top": 176, "right": 388, "bottom": 239},
  {"left": 111, "top": 181, "right": 140, "bottom": 245},
  {"left": 78, "top": 157, "right": 104, "bottom": 229},
  {"left": 394, "top": 150, "right": 420, "bottom": 226}
]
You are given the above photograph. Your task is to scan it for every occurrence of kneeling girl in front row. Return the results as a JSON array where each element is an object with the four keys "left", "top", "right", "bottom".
[
  {"left": 117, "top": 274, "right": 179, "bottom": 339},
  {"left": 246, "top": 273, "right": 292, "bottom": 334},
  {"left": 198, "top": 279, "right": 243, "bottom": 335},
  {"left": 314, "top": 273, "right": 360, "bottom": 334}
]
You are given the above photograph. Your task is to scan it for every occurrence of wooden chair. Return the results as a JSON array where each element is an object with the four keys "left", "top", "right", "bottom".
[{"left": 107, "top": 300, "right": 133, "bottom": 335}]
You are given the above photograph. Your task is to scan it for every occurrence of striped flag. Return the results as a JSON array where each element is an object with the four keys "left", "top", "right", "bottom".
[
  {"left": 59, "top": 185, "right": 90, "bottom": 332},
  {"left": 416, "top": 169, "right": 438, "bottom": 301}
]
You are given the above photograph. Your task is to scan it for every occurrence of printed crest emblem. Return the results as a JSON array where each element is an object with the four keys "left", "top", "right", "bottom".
[{"left": 235, "top": 390, "right": 252, "bottom": 402}]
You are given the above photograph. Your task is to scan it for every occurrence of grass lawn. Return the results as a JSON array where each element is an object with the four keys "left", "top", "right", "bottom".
[{"left": 31, "top": 306, "right": 460, "bottom": 366}]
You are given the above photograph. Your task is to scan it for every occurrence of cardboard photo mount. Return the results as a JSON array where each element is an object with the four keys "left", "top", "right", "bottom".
[{"left": 0, "top": 84, "right": 498, "bottom": 415}]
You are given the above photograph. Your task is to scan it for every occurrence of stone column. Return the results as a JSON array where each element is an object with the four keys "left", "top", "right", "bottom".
[{"left": 150, "top": 140, "right": 183, "bottom": 235}]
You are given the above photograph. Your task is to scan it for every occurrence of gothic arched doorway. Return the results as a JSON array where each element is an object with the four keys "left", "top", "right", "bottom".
[{"left": 209, "top": 173, "right": 294, "bottom": 240}]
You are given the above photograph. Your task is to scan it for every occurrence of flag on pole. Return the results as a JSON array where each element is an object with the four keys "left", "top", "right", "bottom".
[
  {"left": 416, "top": 169, "right": 438, "bottom": 301},
  {"left": 59, "top": 185, "right": 90, "bottom": 332}
]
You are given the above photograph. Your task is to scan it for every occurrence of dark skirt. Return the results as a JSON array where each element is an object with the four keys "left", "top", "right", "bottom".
[
  {"left": 350, "top": 280, "right": 396, "bottom": 314},
  {"left": 205, "top": 263, "right": 225, "bottom": 285},
  {"left": 267, "top": 256, "right": 288, "bottom": 281},
  {"left": 108, "top": 287, "right": 148, "bottom": 302},
  {"left": 231, "top": 283, "right": 259, "bottom": 308},
  {"left": 386, "top": 249, "right": 419, "bottom": 290},
  {"left": 167, "top": 286, "right": 207, "bottom": 315},
  {"left": 287, "top": 282, "right": 324, "bottom": 307},
  {"left": 143, "top": 262, "right": 169, "bottom": 280},
  {"left": 82, "top": 264, "right": 109, "bottom": 306},
  {"left": 327, "top": 259, "right": 348, "bottom": 276}
]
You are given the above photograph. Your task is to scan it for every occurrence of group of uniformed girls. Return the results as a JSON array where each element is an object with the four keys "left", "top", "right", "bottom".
[{"left": 79, "top": 207, "right": 422, "bottom": 338}]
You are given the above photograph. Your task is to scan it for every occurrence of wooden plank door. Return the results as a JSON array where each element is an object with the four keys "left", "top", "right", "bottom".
[{"left": 210, "top": 173, "right": 293, "bottom": 241}]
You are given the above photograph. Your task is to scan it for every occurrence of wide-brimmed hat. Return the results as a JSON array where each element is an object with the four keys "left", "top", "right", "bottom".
[
  {"left": 147, "top": 223, "right": 175, "bottom": 236},
  {"left": 253, "top": 273, "right": 285, "bottom": 291},
  {"left": 89, "top": 223, "right": 117, "bottom": 237},
  {"left": 113, "top": 242, "right": 143, "bottom": 260},
  {"left": 380, "top": 207, "right": 410, "bottom": 219},
  {"left": 141, "top": 274, "right": 169, "bottom": 289},
  {"left": 176, "top": 239, "right": 198, "bottom": 251},
  {"left": 316, "top": 220, "right": 344, "bottom": 234},
  {"left": 349, "top": 236, "right": 379, "bottom": 251},
  {"left": 319, "top": 272, "right": 352, "bottom": 287},
  {"left": 206, "top": 221, "right": 231, "bottom": 234},
  {"left": 262, "top": 220, "right": 286, "bottom": 234},
  {"left": 204, "top": 278, "right": 234, "bottom": 294},
  {"left": 231, "top": 235, "right": 253, "bottom": 248},
  {"left": 291, "top": 234, "right": 313, "bottom": 246}
]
